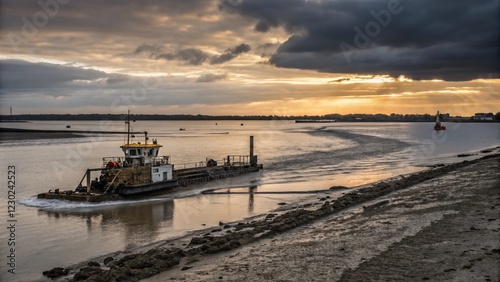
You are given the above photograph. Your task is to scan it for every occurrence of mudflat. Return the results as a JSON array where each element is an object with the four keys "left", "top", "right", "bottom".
[
  {"left": 148, "top": 155, "right": 499, "bottom": 282},
  {"left": 0, "top": 131, "right": 84, "bottom": 140}
]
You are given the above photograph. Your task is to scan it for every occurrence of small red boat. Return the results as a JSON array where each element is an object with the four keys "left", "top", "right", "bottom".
[{"left": 434, "top": 111, "right": 446, "bottom": 130}]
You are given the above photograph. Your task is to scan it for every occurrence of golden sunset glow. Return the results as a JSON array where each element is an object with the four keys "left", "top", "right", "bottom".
[{"left": 0, "top": 1, "right": 498, "bottom": 116}]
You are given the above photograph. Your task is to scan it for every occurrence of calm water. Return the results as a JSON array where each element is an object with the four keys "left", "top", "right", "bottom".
[{"left": 0, "top": 120, "right": 498, "bottom": 281}]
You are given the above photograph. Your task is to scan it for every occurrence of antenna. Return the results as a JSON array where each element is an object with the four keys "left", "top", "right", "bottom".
[
  {"left": 126, "top": 110, "right": 131, "bottom": 145},
  {"left": 124, "top": 110, "right": 136, "bottom": 144}
]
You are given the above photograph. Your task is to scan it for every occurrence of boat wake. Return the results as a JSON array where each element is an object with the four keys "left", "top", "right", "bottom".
[
  {"left": 18, "top": 196, "right": 169, "bottom": 211},
  {"left": 262, "top": 127, "right": 411, "bottom": 183}
]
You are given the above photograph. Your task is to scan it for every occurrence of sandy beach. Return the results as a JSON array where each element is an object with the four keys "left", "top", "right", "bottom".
[{"left": 41, "top": 152, "right": 500, "bottom": 282}]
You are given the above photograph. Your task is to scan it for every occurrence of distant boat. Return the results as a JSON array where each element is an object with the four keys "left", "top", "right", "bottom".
[
  {"left": 66, "top": 125, "right": 71, "bottom": 128},
  {"left": 241, "top": 123, "right": 244, "bottom": 126},
  {"left": 179, "top": 128, "right": 186, "bottom": 131},
  {"left": 434, "top": 111, "right": 446, "bottom": 130}
]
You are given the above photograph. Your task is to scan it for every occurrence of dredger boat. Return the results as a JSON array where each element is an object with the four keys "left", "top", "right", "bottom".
[{"left": 38, "top": 113, "right": 262, "bottom": 202}]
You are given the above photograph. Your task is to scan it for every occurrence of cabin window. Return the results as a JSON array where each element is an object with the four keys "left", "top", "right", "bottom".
[
  {"left": 137, "top": 149, "right": 142, "bottom": 156},
  {"left": 153, "top": 168, "right": 159, "bottom": 173},
  {"left": 129, "top": 149, "right": 137, "bottom": 156}
]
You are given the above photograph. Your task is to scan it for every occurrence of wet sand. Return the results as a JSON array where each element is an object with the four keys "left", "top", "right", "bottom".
[
  {"left": 145, "top": 155, "right": 499, "bottom": 282},
  {"left": 0, "top": 127, "right": 138, "bottom": 141},
  {"left": 43, "top": 154, "right": 500, "bottom": 281},
  {"left": 0, "top": 128, "right": 85, "bottom": 140}
]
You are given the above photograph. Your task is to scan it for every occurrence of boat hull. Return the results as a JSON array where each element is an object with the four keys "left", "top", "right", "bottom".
[
  {"left": 37, "top": 191, "right": 125, "bottom": 202},
  {"left": 118, "top": 179, "right": 178, "bottom": 195}
]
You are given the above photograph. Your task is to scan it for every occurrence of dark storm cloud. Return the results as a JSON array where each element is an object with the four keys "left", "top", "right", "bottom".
[
  {"left": 209, "top": 43, "right": 251, "bottom": 64},
  {"left": 225, "top": 0, "right": 500, "bottom": 81}
]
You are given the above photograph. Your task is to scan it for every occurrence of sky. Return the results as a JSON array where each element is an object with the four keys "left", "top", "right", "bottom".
[{"left": 0, "top": 0, "right": 499, "bottom": 116}]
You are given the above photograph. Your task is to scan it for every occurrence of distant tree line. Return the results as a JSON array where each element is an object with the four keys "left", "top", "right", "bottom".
[
  {"left": 0, "top": 114, "right": 290, "bottom": 121},
  {"left": 0, "top": 112, "right": 498, "bottom": 122}
]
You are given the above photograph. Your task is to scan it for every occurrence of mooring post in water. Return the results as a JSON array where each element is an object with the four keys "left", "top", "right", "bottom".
[
  {"left": 86, "top": 169, "right": 91, "bottom": 193},
  {"left": 249, "top": 136, "right": 257, "bottom": 166},
  {"left": 250, "top": 136, "right": 254, "bottom": 157}
]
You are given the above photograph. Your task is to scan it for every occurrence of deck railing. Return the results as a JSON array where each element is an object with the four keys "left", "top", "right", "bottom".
[
  {"left": 175, "top": 160, "right": 214, "bottom": 170},
  {"left": 225, "top": 155, "right": 251, "bottom": 167},
  {"left": 102, "top": 155, "right": 171, "bottom": 167},
  {"left": 175, "top": 155, "right": 252, "bottom": 170}
]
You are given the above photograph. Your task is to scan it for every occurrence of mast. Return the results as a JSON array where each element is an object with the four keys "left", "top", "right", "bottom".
[
  {"left": 436, "top": 111, "right": 440, "bottom": 123},
  {"left": 126, "top": 110, "right": 131, "bottom": 145}
]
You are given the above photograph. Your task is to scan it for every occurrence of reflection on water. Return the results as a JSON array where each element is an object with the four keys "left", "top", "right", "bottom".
[
  {"left": 41, "top": 200, "right": 175, "bottom": 248},
  {"left": 248, "top": 186, "right": 257, "bottom": 212},
  {"left": 29, "top": 187, "right": 300, "bottom": 256}
]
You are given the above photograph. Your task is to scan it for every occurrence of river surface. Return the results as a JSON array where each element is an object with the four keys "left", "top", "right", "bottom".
[{"left": 0, "top": 120, "right": 498, "bottom": 281}]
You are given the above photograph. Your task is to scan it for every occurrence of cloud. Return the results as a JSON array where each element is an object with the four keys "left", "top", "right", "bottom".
[
  {"left": 227, "top": 0, "right": 500, "bottom": 81},
  {"left": 0, "top": 59, "right": 111, "bottom": 91},
  {"left": 196, "top": 72, "right": 228, "bottom": 83},
  {"left": 256, "top": 42, "right": 280, "bottom": 58},
  {"left": 209, "top": 43, "right": 251, "bottom": 64},
  {"left": 329, "top": 78, "right": 351, "bottom": 84},
  {"left": 1, "top": 0, "right": 228, "bottom": 55},
  {"left": 0, "top": 59, "right": 259, "bottom": 108},
  {"left": 152, "top": 44, "right": 250, "bottom": 65},
  {"left": 106, "top": 75, "right": 129, "bottom": 84},
  {"left": 1, "top": 60, "right": 499, "bottom": 116},
  {"left": 155, "top": 48, "right": 210, "bottom": 65},
  {"left": 254, "top": 20, "right": 271, "bottom": 33},
  {"left": 131, "top": 44, "right": 162, "bottom": 56}
]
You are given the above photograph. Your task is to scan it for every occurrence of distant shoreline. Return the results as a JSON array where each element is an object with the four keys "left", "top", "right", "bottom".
[
  {"left": 0, "top": 127, "right": 142, "bottom": 141},
  {"left": 0, "top": 127, "right": 142, "bottom": 134},
  {"left": 1, "top": 113, "right": 498, "bottom": 122},
  {"left": 0, "top": 120, "right": 28, "bottom": 122},
  {"left": 0, "top": 118, "right": 498, "bottom": 123},
  {"left": 0, "top": 131, "right": 84, "bottom": 140}
]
